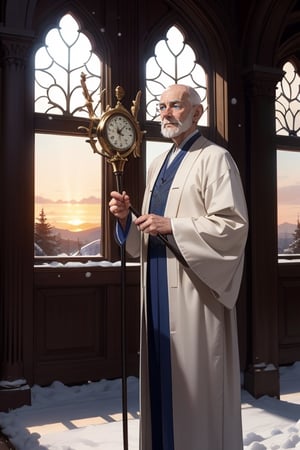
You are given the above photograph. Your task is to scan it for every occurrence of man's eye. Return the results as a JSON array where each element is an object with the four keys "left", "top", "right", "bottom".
[{"left": 157, "top": 102, "right": 182, "bottom": 111}]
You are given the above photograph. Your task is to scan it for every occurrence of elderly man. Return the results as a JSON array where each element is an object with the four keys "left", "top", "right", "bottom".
[{"left": 109, "top": 84, "right": 248, "bottom": 450}]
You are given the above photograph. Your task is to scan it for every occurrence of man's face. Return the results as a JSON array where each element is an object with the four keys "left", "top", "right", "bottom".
[
  {"left": 160, "top": 108, "right": 195, "bottom": 139},
  {"left": 158, "top": 85, "right": 201, "bottom": 141}
]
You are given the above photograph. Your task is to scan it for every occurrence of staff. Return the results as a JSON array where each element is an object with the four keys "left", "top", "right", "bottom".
[
  {"left": 80, "top": 75, "right": 144, "bottom": 450},
  {"left": 80, "top": 76, "right": 189, "bottom": 450}
]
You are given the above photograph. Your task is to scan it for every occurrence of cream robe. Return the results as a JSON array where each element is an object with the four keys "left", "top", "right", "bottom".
[{"left": 126, "top": 135, "right": 248, "bottom": 450}]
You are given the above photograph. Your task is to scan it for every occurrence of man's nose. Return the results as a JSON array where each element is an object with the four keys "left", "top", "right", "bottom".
[{"left": 161, "top": 105, "right": 173, "bottom": 117}]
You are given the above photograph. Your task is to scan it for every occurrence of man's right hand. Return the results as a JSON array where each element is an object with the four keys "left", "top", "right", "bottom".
[{"left": 109, "top": 191, "right": 131, "bottom": 228}]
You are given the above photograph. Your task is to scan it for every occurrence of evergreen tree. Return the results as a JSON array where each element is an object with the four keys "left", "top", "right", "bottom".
[
  {"left": 286, "top": 218, "right": 300, "bottom": 254},
  {"left": 35, "top": 209, "right": 61, "bottom": 255}
]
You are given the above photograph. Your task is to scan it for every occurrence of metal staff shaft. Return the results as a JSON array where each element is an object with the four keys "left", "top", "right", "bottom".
[{"left": 114, "top": 171, "right": 128, "bottom": 450}]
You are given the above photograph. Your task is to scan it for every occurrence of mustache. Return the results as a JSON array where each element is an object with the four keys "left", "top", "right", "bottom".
[{"left": 162, "top": 119, "right": 183, "bottom": 127}]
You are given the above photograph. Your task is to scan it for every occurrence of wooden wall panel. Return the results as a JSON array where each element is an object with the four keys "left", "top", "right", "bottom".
[
  {"left": 33, "top": 266, "right": 140, "bottom": 386},
  {"left": 278, "top": 263, "right": 300, "bottom": 365},
  {"left": 35, "top": 287, "right": 106, "bottom": 358}
]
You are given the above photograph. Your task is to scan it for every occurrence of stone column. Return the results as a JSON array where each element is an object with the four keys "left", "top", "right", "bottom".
[
  {"left": 243, "top": 65, "right": 284, "bottom": 398},
  {"left": 0, "top": 31, "right": 35, "bottom": 410}
]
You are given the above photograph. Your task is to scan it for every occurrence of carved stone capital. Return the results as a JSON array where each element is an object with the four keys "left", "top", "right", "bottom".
[
  {"left": 244, "top": 65, "right": 284, "bottom": 98},
  {"left": 0, "top": 32, "right": 33, "bottom": 69}
]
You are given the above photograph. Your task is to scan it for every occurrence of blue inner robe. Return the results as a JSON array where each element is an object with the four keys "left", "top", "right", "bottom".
[{"left": 147, "top": 132, "right": 201, "bottom": 449}]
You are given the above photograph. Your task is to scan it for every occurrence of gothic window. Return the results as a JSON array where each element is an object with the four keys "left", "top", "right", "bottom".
[
  {"left": 276, "top": 61, "right": 300, "bottom": 136},
  {"left": 34, "top": 14, "right": 103, "bottom": 259},
  {"left": 145, "top": 25, "right": 208, "bottom": 124},
  {"left": 145, "top": 25, "right": 208, "bottom": 169},
  {"left": 275, "top": 61, "right": 300, "bottom": 255}
]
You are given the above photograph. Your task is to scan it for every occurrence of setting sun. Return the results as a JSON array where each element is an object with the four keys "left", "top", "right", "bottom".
[
  {"left": 67, "top": 218, "right": 85, "bottom": 232},
  {"left": 68, "top": 218, "right": 84, "bottom": 227}
]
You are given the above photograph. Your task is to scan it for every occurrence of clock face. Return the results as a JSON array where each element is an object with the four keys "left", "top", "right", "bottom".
[{"left": 105, "top": 114, "right": 136, "bottom": 151}]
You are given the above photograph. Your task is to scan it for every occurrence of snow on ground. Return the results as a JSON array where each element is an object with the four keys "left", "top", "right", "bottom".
[{"left": 1, "top": 363, "right": 300, "bottom": 449}]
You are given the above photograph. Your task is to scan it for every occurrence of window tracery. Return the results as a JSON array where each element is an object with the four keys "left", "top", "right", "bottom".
[
  {"left": 34, "top": 14, "right": 103, "bottom": 259},
  {"left": 35, "top": 14, "right": 102, "bottom": 118},
  {"left": 145, "top": 25, "right": 208, "bottom": 126},
  {"left": 275, "top": 61, "right": 300, "bottom": 136}
]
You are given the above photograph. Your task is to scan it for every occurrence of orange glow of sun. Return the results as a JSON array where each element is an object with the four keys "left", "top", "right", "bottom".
[{"left": 68, "top": 218, "right": 84, "bottom": 227}]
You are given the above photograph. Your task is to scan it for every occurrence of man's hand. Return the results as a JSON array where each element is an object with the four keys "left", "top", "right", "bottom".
[
  {"left": 134, "top": 214, "right": 172, "bottom": 235},
  {"left": 109, "top": 191, "right": 131, "bottom": 228}
]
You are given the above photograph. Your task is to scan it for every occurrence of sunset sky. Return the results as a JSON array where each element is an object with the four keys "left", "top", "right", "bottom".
[
  {"left": 35, "top": 133, "right": 102, "bottom": 231},
  {"left": 34, "top": 136, "right": 171, "bottom": 231},
  {"left": 277, "top": 150, "right": 300, "bottom": 225}
]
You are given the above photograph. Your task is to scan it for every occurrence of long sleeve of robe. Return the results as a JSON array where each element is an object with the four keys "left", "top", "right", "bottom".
[{"left": 125, "top": 135, "right": 248, "bottom": 450}]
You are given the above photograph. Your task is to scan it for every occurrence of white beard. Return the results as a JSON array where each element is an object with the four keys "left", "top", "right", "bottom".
[{"left": 161, "top": 110, "right": 194, "bottom": 138}]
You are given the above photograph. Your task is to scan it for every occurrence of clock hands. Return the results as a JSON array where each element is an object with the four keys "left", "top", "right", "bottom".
[
  {"left": 118, "top": 125, "right": 126, "bottom": 133},
  {"left": 116, "top": 127, "right": 125, "bottom": 139}
]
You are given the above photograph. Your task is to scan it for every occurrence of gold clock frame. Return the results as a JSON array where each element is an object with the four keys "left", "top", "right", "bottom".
[
  {"left": 99, "top": 111, "right": 136, "bottom": 153},
  {"left": 80, "top": 75, "right": 145, "bottom": 174}
]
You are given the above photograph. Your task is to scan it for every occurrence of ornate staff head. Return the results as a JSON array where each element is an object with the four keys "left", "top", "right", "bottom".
[{"left": 79, "top": 72, "right": 145, "bottom": 174}]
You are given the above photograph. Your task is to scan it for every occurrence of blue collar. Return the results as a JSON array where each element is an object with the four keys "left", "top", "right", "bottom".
[{"left": 178, "top": 130, "right": 201, "bottom": 152}]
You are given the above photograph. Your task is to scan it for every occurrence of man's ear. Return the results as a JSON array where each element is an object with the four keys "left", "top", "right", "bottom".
[{"left": 194, "top": 104, "right": 204, "bottom": 122}]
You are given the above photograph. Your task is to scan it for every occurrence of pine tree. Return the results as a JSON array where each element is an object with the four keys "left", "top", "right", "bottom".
[
  {"left": 286, "top": 218, "right": 300, "bottom": 254},
  {"left": 35, "top": 209, "right": 61, "bottom": 255}
]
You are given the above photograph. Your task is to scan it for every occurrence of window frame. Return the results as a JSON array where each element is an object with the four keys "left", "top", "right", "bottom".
[
  {"left": 276, "top": 60, "right": 300, "bottom": 260},
  {"left": 141, "top": 24, "right": 216, "bottom": 185},
  {"left": 33, "top": 13, "right": 114, "bottom": 264}
]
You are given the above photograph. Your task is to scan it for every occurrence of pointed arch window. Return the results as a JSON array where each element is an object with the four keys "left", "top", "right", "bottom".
[
  {"left": 34, "top": 14, "right": 104, "bottom": 259},
  {"left": 35, "top": 14, "right": 101, "bottom": 118},
  {"left": 145, "top": 25, "right": 208, "bottom": 169},
  {"left": 275, "top": 60, "right": 300, "bottom": 256},
  {"left": 146, "top": 25, "right": 208, "bottom": 124},
  {"left": 275, "top": 61, "right": 300, "bottom": 137}
]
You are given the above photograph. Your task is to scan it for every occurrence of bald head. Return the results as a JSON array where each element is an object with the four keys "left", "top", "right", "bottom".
[
  {"left": 159, "top": 84, "right": 203, "bottom": 145},
  {"left": 162, "top": 84, "right": 201, "bottom": 106}
]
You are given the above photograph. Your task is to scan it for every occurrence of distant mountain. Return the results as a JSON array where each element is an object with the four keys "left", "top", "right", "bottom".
[
  {"left": 52, "top": 226, "right": 101, "bottom": 255},
  {"left": 53, "top": 226, "right": 101, "bottom": 243},
  {"left": 278, "top": 222, "right": 297, "bottom": 235}
]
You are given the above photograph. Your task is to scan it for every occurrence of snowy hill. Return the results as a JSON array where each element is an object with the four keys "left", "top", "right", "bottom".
[{"left": 278, "top": 222, "right": 296, "bottom": 253}]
